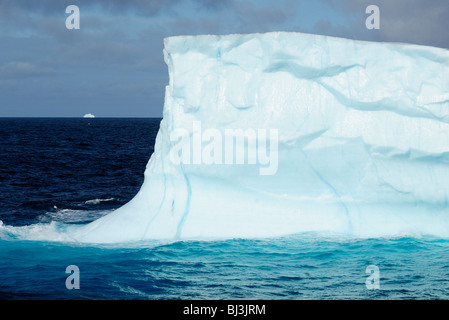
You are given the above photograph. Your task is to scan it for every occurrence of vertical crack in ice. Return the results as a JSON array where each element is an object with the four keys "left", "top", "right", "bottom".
[
  {"left": 175, "top": 167, "right": 192, "bottom": 239},
  {"left": 299, "top": 149, "right": 354, "bottom": 234},
  {"left": 141, "top": 167, "right": 167, "bottom": 240}
]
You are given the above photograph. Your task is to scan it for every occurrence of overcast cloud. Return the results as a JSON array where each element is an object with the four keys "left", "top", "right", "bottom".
[{"left": 0, "top": 0, "right": 447, "bottom": 117}]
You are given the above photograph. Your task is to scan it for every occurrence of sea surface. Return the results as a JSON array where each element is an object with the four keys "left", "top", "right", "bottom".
[{"left": 1, "top": 118, "right": 449, "bottom": 300}]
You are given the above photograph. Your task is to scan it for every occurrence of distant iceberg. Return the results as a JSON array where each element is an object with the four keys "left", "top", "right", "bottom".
[
  {"left": 73, "top": 32, "right": 449, "bottom": 243},
  {"left": 83, "top": 113, "right": 95, "bottom": 118}
]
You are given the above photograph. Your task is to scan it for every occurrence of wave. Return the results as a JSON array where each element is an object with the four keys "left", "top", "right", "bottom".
[
  {"left": 37, "top": 208, "right": 110, "bottom": 224},
  {"left": 0, "top": 220, "right": 80, "bottom": 242},
  {"left": 0, "top": 208, "right": 109, "bottom": 242},
  {"left": 84, "top": 198, "right": 116, "bottom": 205}
]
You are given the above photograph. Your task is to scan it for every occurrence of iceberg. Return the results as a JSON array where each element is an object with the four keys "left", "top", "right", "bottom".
[{"left": 74, "top": 32, "right": 449, "bottom": 243}]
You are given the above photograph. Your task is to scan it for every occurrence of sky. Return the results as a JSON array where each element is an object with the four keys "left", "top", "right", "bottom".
[{"left": 0, "top": 0, "right": 448, "bottom": 117}]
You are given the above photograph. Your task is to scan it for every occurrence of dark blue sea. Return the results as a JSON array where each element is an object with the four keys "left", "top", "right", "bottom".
[{"left": 1, "top": 118, "right": 449, "bottom": 300}]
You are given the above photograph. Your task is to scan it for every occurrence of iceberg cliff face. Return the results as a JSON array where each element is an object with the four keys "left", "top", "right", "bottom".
[{"left": 75, "top": 32, "right": 449, "bottom": 243}]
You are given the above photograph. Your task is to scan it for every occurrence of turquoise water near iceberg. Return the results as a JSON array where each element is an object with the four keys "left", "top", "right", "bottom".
[
  {"left": 1, "top": 118, "right": 449, "bottom": 300},
  {"left": 1, "top": 234, "right": 449, "bottom": 299}
]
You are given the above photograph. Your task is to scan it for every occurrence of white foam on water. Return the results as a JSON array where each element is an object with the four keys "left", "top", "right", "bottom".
[
  {"left": 38, "top": 208, "right": 111, "bottom": 224},
  {"left": 0, "top": 220, "right": 81, "bottom": 242},
  {"left": 85, "top": 198, "right": 115, "bottom": 205}
]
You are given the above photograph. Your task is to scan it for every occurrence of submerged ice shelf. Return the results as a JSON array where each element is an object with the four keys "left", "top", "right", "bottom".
[{"left": 72, "top": 31, "right": 449, "bottom": 243}]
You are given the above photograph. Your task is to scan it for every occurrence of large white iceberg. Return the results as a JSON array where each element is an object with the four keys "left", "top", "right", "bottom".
[{"left": 74, "top": 32, "right": 449, "bottom": 243}]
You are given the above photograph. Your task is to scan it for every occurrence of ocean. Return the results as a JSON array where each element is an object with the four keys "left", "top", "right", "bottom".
[{"left": 1, "top": 118, "right": 449, "bottom": 300}]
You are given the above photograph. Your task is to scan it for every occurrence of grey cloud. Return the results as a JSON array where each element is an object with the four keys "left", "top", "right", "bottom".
[
  {"left": 0, "top": 0, "right": 225, "bottom": 17},
  {"left": 0, "top": 61, "right": 58, "bottom": 78},
  {"left": 0, "top": 0, "right": 169, "bottom": 14},
  {"left": 230, "top": 0, "right": 301, "bottom": 33},
  {"left": 161, "top": 0, "right": 302, "bottom": 35},
  {"left": 324, "top": 0, "right": 449, "bottom": 48}
]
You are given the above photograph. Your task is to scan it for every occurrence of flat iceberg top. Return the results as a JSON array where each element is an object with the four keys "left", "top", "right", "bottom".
[
  {"left": 164, "top": 31, "right": 449, "bottom": 50},
  {"left": 73, "top": 32, "right": 449, "bottom": 243}
]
